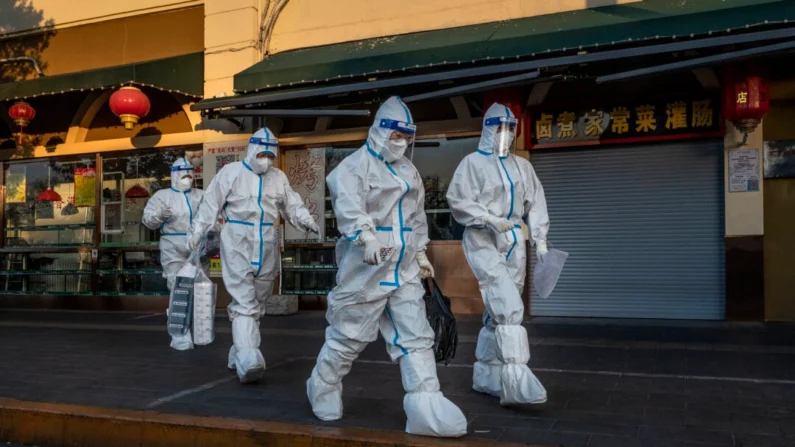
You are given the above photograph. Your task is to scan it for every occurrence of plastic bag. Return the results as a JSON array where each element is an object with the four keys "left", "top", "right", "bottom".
[
  {"left": 533, "top": 248, "right": 568, "bottom": 299},
  {"left": 422, "top": 278, "right": 458, "bottom": 365},
  {"left": 167, "top": 253, "right": 198, "bottom": 338},
  {"left": 166, "top": 251, "right": 217, "bottom": 345},
  {"left": 200, "top": 230, "right": 221, "bottom": 263}
]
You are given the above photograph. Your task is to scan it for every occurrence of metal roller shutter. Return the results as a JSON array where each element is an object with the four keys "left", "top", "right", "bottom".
[{"left": 529, "top": 141, "right": 725, "bottom": 319}]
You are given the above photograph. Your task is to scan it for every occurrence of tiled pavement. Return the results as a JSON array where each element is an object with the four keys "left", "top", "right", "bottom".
[{"left": 0, "top": 310, "right": 794, "bottom": 446}]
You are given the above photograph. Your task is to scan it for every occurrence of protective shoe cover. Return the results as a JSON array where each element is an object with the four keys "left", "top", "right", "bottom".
[
  {"left": 472, "top": 327, "right": 501, "bottom": 397},
  {"left": 496, "top": 325, "right": 546, "bottom": 405},
  {"left": 231, "top": 316, "right": 265, "bottom": 383},
  {"left": 447, "top": 103, "right": 550, "bottom": 404},
  {"left": 171, "top": 332, "right": 194, "bottom": 351},
  {"left": 190, "top": 127, "right": 314, "bottom": 374},
  {"left": 401, "top": 350, "right": 467, "bottom": 437},
  {"left": 306, "top": 345, "right": 351, "bottom": 421},
  {"left": 143, "top": 157, "right": 208, "bottom": 351}
]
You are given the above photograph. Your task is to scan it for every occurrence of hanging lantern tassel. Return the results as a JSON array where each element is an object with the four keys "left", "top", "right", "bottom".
[
  {"left": 109, "top": 86, "right": 151, "bottom": 130},
  {"left": 8, "top": 101, "right": 36, "bottom": 144}
]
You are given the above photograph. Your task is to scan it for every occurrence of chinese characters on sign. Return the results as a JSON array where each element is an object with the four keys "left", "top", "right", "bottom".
[
  {"left": 284, "top": 148, "right": 326, "bottom": 242},
  {"left": 74, "top": 168, "right": 97, "bottom": 207},
  {"left": 729, "top": 148, "right": 760, "bottom": 192},
  {"left": 531, "top": 98, "right": 720, "bottom": 147}
]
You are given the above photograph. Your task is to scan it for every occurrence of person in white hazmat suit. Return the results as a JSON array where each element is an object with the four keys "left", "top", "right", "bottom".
[
  {"left": 143, "top": 157, "right": 210, "bottom": 351},
  {"left": 187, "top": 128, "right": 319, "bottom": 383},
  {"left": 306, "top": 97, "right": 467, "bottom": 438},
  {"left": 446, "top": 103, "right": 550, "bottom": 405}
]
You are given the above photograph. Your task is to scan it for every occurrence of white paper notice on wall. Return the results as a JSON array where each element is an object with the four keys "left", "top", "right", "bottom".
[
  {"left": 729, "top": 148, "right": 760, "bottom": 193},
  {"left": 284, "top": 148, "right": 326, "bottom": 242},
  {"left": 203, "top": 140, "right": 249, "bottom": 182}
]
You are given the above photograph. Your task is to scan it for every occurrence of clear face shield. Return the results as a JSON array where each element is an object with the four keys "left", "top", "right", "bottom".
[
  {"left": 379, "top": 119, "right": 416, "bottom": 163},
  {"left": 486, "top": 116, "right": 518, "bottom": 157}
]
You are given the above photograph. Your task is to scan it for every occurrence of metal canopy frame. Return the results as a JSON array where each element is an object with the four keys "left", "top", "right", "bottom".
[
  {"left": 192, "top": 26, "right": 795, "bottom": 112},
  {"left": 218, "top": 109, "right": 371, "bottom": 118},
  {"left": 403, "top": 70, "right": 541, "bottom": 103},
  {"left": 597, "top": 39, "right": 795, "bottom": 83}
]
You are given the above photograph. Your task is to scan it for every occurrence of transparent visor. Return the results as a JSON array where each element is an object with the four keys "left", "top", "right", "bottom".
[
  {"left": 380, "top": 119, "right": 416, "bottom": 162},
  {"left": 250, "top": 136, "right": 279, "bottom": 157},
  {"left": 485, "top": 116, "right": 518, "bottom": 157},
  {"left": 255, "top": 149, "right": 277, "bottom": 159},
  {"left": 170, "top": 165, "right": 194, "bottom": 176}
]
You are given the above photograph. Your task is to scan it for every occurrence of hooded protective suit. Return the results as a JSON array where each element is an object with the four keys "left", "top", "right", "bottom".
[
  {"left": 143, "top": 157, "right": 208, "bottom": 351},
  {"left": 189, "top": 127, "right": 317, "bottom": 383},
  {"left": 306, "top": 97, "right": 467, "bottom": 438},
  {"left": 446, "top": 103, "right": 550, "bottom": 405}
]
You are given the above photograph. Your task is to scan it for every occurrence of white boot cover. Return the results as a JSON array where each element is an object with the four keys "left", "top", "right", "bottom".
[
  {"left": 231, "top": 316, "right": 265, "bottom": 383},
  {"left": 473, "top": 327, "right": 501, "bottom": 397},
  {"left": 400, "top": 350, "right": 467, "bottom": 438},
  {"left": 307, "top": 344, "right": 352, "bottom": 421},
  {"left": 170, "top": 331, "right": 194, "bottom": 351},
  {"left": 496, "top": 324, "right": 546, "bottom": 405}
]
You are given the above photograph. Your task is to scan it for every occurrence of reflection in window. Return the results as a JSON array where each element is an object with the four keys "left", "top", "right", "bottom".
[
  {"left": 100, "top": 148, "right": 201, "bottom": 247},
  {"left": 4, "top": 158, "right": 96, "bottom": 247},
  {"left": 412, "top": 137, "right": 477, "bottom": 241}
]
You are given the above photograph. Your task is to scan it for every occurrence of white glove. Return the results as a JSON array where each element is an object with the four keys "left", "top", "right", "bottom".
[
  {"left": 416, "top": 251, "right": 434, "bottom": 279},
  {"left": 536, "top": 240, "right": 548, "bottom": 261},
  {"left": 485, "top": 214, "right": 514, "bottom": 234},
  {"left": 301, "top": 218, "right": 320, "bottom": 234},
  {"left": 161, "top": 207, "right": 173, "bottom": 221},
  {"left": 360, "top": 231, "right": 386, "bottom": 266},
  {"left": 187, "top": 231, "right": 203, "bottom": 252}
]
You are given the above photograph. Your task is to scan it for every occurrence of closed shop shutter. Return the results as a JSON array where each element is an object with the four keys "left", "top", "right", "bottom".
[{"left": 529, "top": 141, "right": 725, "bottom": 319}]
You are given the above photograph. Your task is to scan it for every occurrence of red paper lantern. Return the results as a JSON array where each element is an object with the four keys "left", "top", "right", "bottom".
[
  {"left": 483, "top": 87, "right": 524, "bottom": 137},
  {"left": 722, "top": 73, "right": 770, "bottom": 136},
  {"left": 37, "top": 188, "right": 61, "bottom": 202},
  {"left": 8, "top": 101, "right": 36, "bottom": 144},
  {"left": 109, "top": 86, "right": 150, "bottom": 130}
]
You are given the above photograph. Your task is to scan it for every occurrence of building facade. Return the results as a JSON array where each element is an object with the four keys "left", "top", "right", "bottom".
[{"left": 1, "top": 0, "right": 794, "bottom": 321}]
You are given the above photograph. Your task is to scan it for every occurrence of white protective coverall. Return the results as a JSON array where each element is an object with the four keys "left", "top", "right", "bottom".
[
  {"left": 306, "top": 97, "right": 467, "bottom": 438},
  {"left": 189, "top": 128, "right": 318, "bottom": 383},
  {"left": 446, "top": 103, "right": 550, "bottom": 405},
  {"left": 143, "top": 157, "right": 208, "bottom": 351}
]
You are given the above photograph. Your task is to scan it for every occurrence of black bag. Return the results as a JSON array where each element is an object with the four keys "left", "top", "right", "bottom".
[{"left": 422, "top": 278, "right": 458, "bottom": 365}]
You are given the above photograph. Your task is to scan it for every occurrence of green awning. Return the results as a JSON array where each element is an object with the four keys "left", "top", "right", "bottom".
[
  {"left": 0, "top": 52, "right": 204, "bottom": 100},
  {"left": 234, "top": 0, "right": 795, "bottom": 94}
]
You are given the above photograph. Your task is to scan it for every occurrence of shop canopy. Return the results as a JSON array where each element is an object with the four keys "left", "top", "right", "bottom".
[
  {"left": 192, "top": 0, "right": 795, "bottom": 114},
  {"left": 0, "top": 52, "right": 204, "bottom": 101}
]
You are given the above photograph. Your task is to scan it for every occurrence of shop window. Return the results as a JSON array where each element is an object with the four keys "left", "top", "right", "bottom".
[
  {"left": 0, "top": 251, "right": 92, "bottom": 295},
  {"left": 412, "top": 137, "right": 476, "bottom": 240},
  {"left": 100, "top": 148, "right": 201, "bottom": 247},
  {"left": 4, "top": 158, "right": 96, "bottom": 248},
  {"left": 96, "top": 250, "right": 167, "bottom": 296}
]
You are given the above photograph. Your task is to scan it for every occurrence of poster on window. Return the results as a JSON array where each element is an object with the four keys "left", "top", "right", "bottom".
[
  {"left": 764, "top": 141, "right": 795, "bottom": 179},
  {"left": 284, "top": 148, "right": 325, "bottom": 242},
  {"left": 74, "top": 168, "right": 96, "bottom": 207},
  {"left": 203, "top": 140, "right": 248, "bottom": 182},
  {"left": 6, "top": 173, "right": 26, "bottom": 203},
  {"left": 729, "top": 148, "right": 760, "bottom": 192}
]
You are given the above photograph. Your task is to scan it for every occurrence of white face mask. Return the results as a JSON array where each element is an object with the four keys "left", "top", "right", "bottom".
[
  {"left": 176, "top": 177, "right": 192, "bottom": 191},
  {"left": 253, "top": 157, "right": 273, "bottom": 173},
  {"left": 383, "top": 139, "right": 408, "bottom": 163},
  {"left": 189, "top": 156, "right": 202, "bottom": 168}
]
